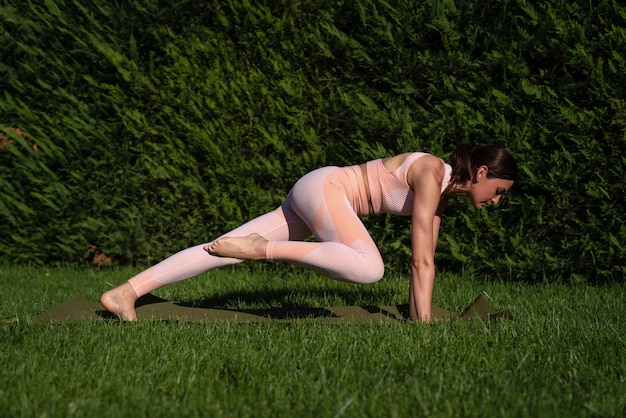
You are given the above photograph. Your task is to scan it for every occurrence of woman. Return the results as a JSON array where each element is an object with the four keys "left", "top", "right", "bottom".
[{"left": 101, "top": 144, "right": 517, "bottom": 322}]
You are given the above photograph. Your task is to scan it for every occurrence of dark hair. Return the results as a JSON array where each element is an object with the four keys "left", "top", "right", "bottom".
[{"left": 449, "top": 144, "right": 517, "bottom": 184}]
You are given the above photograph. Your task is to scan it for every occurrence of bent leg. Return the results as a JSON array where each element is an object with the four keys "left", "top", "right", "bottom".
[
  {"left": 207, "top": 168, "right": 384, "bottom": 284},
  {"left": 267, "top": 168, "right": 384, "bottom": 284}
]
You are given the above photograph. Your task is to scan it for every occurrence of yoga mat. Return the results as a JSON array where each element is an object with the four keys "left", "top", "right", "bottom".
[{"left": 36, "top": 294, "right": 511, "bottom": 324}]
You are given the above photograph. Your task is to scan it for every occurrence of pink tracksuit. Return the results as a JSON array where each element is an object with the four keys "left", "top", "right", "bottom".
[{"left": 128, "top": 153, "right": 452, "bottom": 297}]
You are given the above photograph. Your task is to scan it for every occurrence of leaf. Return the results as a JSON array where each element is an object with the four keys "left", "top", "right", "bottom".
[
  {"left": 356, "top": 93, "right": 379, "bottom": 111},
  {"left": 44, "top": 0, "right": 61, "bottom": 17}
]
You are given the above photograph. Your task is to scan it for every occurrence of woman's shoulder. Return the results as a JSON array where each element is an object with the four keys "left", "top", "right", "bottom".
[
  {"left": 408, "top": 152, "right": 445, "bottom": 169},
  {"left": 406, "top": 153, "right": 448, "bottom": 185},
  {"left": 380, "top": 151, "right": 428, "bottom": 170}
]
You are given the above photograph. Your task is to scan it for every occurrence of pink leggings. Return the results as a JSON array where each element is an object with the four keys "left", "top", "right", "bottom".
[{"left": 128, "top": 166, "right": 385, "bottom": 297}]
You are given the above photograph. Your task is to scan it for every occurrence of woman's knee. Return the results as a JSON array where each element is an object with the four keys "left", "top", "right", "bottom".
[{"left": 347, "top": 262, "right": 384, "bottom": 284}]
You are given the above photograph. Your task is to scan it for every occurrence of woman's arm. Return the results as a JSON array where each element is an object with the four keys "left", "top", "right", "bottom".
[{"left": 408, "top": 156, "right": 447, "bottom": 322}]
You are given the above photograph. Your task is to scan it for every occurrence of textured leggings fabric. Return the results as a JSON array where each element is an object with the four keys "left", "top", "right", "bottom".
[{"left": 128, "top": 166, "right": 384, "bottom": 297}]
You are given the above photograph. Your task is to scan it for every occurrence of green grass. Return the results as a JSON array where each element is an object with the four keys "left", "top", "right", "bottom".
[{"left": 1, "top": 265, "right": 625, "bottom": 417}]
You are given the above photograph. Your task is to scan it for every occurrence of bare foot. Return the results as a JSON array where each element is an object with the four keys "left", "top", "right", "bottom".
[
  {"left": 204, "top": 233, "right": 268, "bottom": 260},
  {"left": 100, "top": 282, "right": 138, "bottom": 321}
]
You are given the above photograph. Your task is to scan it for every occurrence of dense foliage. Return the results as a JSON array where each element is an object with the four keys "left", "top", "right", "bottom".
[{"left": 1, "top": 0, "right": 624, "bottom": 282}]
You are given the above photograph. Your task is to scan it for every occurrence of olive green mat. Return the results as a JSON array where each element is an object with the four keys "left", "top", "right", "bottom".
[{"left": 36, "top": 294, "right": 511, "bottom": 324}]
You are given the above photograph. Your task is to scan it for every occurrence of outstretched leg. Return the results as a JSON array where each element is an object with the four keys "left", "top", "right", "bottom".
[{"left": 100, "top": 207, "right": 310, "bottom": 320}]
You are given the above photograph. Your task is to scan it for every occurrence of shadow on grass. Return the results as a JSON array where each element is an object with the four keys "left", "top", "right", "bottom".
[
  {"left": 100, "top": 291, "right": 409, "bottom": 321},
  {"left": 185, "top": 287, "right": 392, "bottom": 308}
]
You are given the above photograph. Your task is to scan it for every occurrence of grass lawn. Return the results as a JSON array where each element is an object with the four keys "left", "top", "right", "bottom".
[{"left": 1, "top": 265, "right": 624, "bottom": 417}]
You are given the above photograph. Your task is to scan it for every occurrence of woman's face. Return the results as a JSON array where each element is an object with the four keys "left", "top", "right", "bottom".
[{"left": 470, "top": 166, "right": 514, "bottom": 209}]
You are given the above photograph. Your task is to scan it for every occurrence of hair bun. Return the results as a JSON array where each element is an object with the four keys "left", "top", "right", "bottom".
[{"left": 449, "top": 144, "right": 517, "bottom": 184}]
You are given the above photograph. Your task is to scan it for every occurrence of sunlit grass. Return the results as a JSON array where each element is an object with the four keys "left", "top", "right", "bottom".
[{"left": 1, "top": 265, "right": 625, "bottom": 417}]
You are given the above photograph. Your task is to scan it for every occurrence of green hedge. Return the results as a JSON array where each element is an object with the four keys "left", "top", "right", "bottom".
[{"left": 1, "top": 0, "right": 624, "bottom": 282}]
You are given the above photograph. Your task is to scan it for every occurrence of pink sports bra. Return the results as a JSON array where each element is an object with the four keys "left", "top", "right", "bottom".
[{"left": 365, "top": 152, "right": 452, "bottom": 216}]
